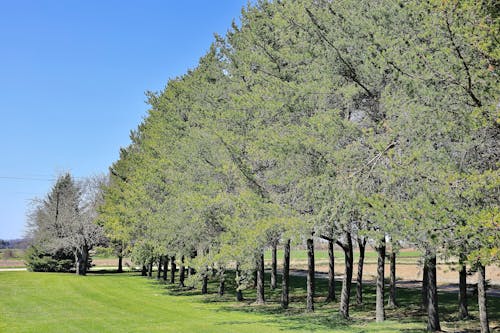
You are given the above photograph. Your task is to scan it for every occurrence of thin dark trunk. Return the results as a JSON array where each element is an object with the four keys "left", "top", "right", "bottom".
[
  {"left": 235, "top": 262, "right": 244, "bottom": 301},
  {"left": 188, "top": 249, "right": 197, "bottom": 277},
  {"left": 281, "top": 239, "right": 291, "bottom": 309},
  {"left": 256, "top": 251, "right": 265, "bottom": 304},
  {"left": 156, "top": 257, "right": 162, "bottom": 280},
  {"left": 162, "top": 256, "right": 168, "bottom": 281},
  {"left": 339, "top": 233, "right": 353, "bottom": 319},
  {"left": 458, "top": 263, "right": 469, "bottom": 319},
  {"left": 306, "top": 238, "right": 315, "bottom": 312},
  {"left": 201, "top": 274, "right": 208, "bottom": 294},
  {"left": 179, "top": 256, "right": 185, "bottom": 287},
  {"left": 427, "top": 253, "right": 441, "bottom": 332},
  {"left": 326, "top": 238, "right": 335, "bottom": 302},
  {"left": 422, "top": 261, "right": 429, "bottom": 311},
  {"left": 253, "top": 270, "right": 257, "bottom": 289},
  {"left": 117, "top": 255, "right": 123, "bottom": 273},
  {"left": 218, "top": 267, "right": 225, "bottom": 296},
  {"left": 148, "top": 259, "right": 153, "bottom": 278},
  {"left": 141, "top": 264, "right": 147, "bottom": 276},
  {"left": 356, "top": 237, "right": 366, "bottom": 305},
  {"left": 388, "top": 251, "right": 397, "bottom": 308},
  {"left": 477, "top": 263, "right": 490, "bottom": 333},
  {"left": 170, "top": 256, "right": 176, "bottom": 284},
  {"left": 271, "top": 241, "right": 278, "bottom": 290},
  {"left": 376, "top": 239, "right": 386, "bottom": 322}
]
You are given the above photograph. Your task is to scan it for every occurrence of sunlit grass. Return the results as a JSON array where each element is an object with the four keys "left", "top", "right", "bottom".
[{"left": 1, "top": 270, "right": 497, "bottom": 332}]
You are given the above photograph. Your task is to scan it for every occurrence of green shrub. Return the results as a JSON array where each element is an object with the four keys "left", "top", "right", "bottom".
[{"left": 24, "top": 246, "right": 75, "bottom": 272}]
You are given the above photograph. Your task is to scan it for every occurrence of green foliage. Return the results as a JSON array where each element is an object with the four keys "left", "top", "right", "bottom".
[
  {"left": 96, "top": 1, "right": 499, "bottom": 327},
  {"left": 24, "top": 246, "right": 75, "bottom": 272}
]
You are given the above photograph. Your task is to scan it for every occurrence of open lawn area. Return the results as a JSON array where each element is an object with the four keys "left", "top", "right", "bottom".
[{"left": 1, "top": 271, "right": 499, "bottom": 332}]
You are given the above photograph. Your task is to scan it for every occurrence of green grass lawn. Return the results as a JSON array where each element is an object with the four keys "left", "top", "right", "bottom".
[{"left": 1, "top": 270, "right": 497, "bottom": 333}]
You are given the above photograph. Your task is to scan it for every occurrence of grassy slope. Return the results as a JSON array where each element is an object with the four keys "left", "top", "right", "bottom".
[
  {"left": 2, "top": 271, "right": 499, "bottom": 333},
  {"left": 0, "top": 271, "right": 429, "bottom": 333}
]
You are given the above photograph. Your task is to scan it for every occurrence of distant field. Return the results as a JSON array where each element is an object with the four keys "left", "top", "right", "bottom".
[
  {"left": 1, "top": 270, "right": 499, "bottom": 332},
  {"left": 0, "top": 247, "right": 420, "bottom": 269},
  {"left": 264, "top": 248, "right": 421, "bottom": 263},
  {"left": 0, "top": 249, "right": 26, "bottom": 268},
  {"left": 4, "top": 248, "right": 499, "bottom": 286}
]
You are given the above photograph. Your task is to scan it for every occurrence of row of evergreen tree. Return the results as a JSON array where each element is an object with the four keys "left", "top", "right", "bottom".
[{"left": 27, "top": 1, "right": 498, "bottom": 332}]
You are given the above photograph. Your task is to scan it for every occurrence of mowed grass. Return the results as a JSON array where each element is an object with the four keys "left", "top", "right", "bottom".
[{"left": 1, "top": 270, "right": 498, "bottom": 333}]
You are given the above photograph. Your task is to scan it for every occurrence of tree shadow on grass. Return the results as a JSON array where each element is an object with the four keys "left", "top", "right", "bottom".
[
  {"left": 216, "top": 303, "right": 354, "bottom": 332},
  {"left": 138, "top": 269, "right": 499, "bottom": 332},
  {"left": 88, "top": 269, "right": 141, "bottom": 275}
]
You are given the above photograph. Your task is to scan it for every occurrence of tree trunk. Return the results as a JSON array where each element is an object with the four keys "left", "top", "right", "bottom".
[
  {"left": 271, "top": 241, "right": 278, "bottom": 290},
  {"left": 326, "top": 238, "right": 335, "bottom": 302},
  {"left": 388, "top": 251, "right": 397, "bottom": 308},
  {"left": 148, "top": 259, "right": 153, "bottom": 278},
  {"left": 162, "top": 256, "right": 168, "bottom": 281},
  {"left": 76, "top": 246, "right": 88, "bottom": 276},
  {"left": 339, "top": 233, "right": 353, "bottom": 319},
  {"left": 75, "top": 252, "right": 80, "bottom": 275},
  {"left": 202, "top": 274, "right": 208, "bottom": 294},
  {"left": 477, "top": 264, "right": 490, "bottom": 333},
  {"left": 235, "top": 262, "right": 244, "bottom": 301},
  {"left": 141, "top": 264, "right": 147, "bottom": 276},
  {"left": 188, "top": 249, "right": 197, "bottom": 277},
  {"left": 256, "top": 251, "right": 265, "bottom": 304},
  {"left": 179, "top": 256, "right": 185, "bottom": 287},
  {"left": 422, "top": 261, "right": 429, "bottom": 311},
  {"left": 218, "top": 267, "right": 225, "bottom": 296},
  {"left": 306, "top": 238, "right": 315, "bottom": 312},
  {"left": 117, "top": 254, "right": 123, "bottom": 273},
  {"left": 281, "top": 239, "right": 291, "bottom": 309},
  {"left": 427, "top": 253, "right": 441, "bottom": 332},
  {"left": 170, "top": 256, "right": 176, "bottom": 284},
  {"left": 376, "top": 239, "right": 386, "bottom": 322},
  {"left": 356, "top": 237, "right": 366, "bottom": 305},
  {"left": 458, "top": 263, "right": 469, "bottom": 320},
  {"left": 156, "top": 257, "right": 162, "bottom": 280}
]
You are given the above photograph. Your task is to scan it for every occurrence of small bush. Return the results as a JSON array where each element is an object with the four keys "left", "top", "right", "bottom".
[{"left": 24, "top": 246, "right": 75, "bottom": 272}]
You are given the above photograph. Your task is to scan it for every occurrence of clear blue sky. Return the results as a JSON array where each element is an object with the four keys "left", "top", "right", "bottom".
[{"left": 0, "top": 1, "right": 249, "bottom": 239}]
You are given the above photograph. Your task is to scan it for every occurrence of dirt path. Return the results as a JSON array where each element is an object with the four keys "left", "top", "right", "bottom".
[
  {"left": 288, "top": 260, "right": 500, "bottom": 285},
  {"left": 0, "top": 268, "right": 27, "bottom": 272}
]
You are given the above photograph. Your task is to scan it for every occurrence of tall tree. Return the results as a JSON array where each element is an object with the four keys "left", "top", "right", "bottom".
[{"left": 27, "top": 173, "right": 105, "bottom": 275}]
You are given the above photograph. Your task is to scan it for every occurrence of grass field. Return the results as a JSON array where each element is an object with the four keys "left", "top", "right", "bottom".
[{"left": 1, "top": 270, "right": 498, "bottom": 333}]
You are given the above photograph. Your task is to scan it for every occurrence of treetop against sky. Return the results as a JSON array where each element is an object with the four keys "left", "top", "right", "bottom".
[{"left": 0, "top": 1, "right": 248, "bottom": 239}]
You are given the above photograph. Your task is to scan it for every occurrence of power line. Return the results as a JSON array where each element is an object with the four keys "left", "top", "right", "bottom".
[
  {"left": 0, "top": 176, "right": 55, "bottom": 181},
  {"left": 0, "top": 175, "right": 86, "bottom": 182}
]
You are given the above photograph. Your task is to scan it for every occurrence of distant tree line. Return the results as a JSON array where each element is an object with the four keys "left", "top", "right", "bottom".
[{"left": 0, "top": 238, "right": 29, "bottom": 249}]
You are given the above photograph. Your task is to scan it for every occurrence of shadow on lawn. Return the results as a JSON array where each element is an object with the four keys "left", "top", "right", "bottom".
[{"left": 137, "top": 269, "right": 498, "bottom": 332}]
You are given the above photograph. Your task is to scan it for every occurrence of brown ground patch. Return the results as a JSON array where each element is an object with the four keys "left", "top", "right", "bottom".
[
  {"left": 0, "top": 258, "right": 134, "bottom": 269},
  {"left": 0, "top": 259, "right": 25, "bottom": 268},
  {"left": 290, "top": 261, "right": 500, "bottom": 285},
  {"left": 91, "top": 258, "right": 133, "bottom": 267}
]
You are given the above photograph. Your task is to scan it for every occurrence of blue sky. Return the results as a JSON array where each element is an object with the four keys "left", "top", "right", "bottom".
[{"left": 0, "top": 1, "right": 248, "bottom": 239}]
